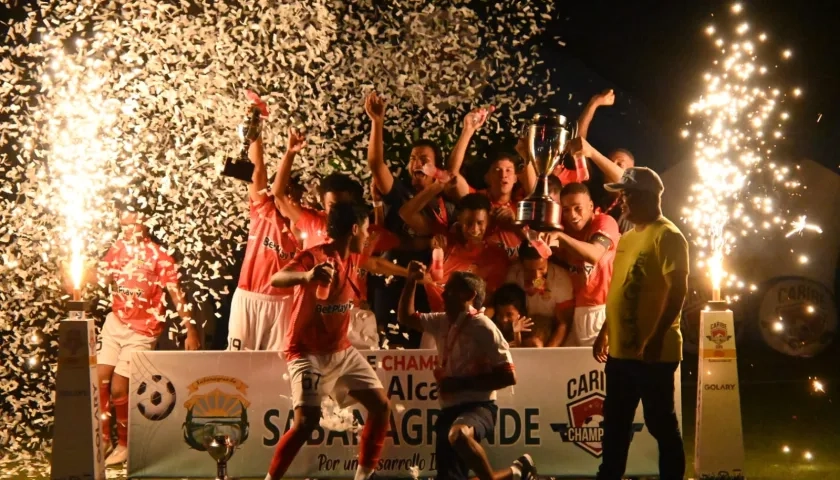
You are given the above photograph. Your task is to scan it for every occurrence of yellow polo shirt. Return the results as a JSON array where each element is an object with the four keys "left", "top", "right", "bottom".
[{"left": 605, "top": 216, "right": 689, "bottom": 362}]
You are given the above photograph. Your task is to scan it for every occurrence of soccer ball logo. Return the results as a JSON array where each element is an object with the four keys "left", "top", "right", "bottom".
[{"left": 136, "top": 374, "right": 177, "bottom": 421}]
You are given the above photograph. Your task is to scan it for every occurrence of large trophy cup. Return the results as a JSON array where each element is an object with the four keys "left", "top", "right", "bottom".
[
  {"left": 203, "top": 434, "right": 237, "bottom": 480},
  {"left": 222, "top": 91, "right": 268, "bottom": 183},
  {"left": 515, "top": 114, "right": 575, "bottom": 231}
]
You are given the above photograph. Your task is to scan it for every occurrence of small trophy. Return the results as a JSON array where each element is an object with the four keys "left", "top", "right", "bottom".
[
  {"left": 203, "top": 434, "right": 237, "bottom": 480},
  {"left": 515, "top": 114, "right": 576, "bottom": 231},
  {"left": 222, "top": 90, "right": 269, "bottom": 183}
]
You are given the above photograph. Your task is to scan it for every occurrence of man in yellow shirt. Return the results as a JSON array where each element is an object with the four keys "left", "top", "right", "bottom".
[{"left": 592, "top": 167, "right": 689, "bottom": 480}]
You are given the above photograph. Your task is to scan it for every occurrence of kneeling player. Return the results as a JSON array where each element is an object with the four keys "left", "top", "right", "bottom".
[
  {"left": 265, "top": 202, "right": 390, "bottom": 480},
  {"left": 397, "top": 262, "right": 537, "bottom": 480}
]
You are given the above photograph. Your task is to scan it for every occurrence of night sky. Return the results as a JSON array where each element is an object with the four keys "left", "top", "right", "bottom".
[{"left": 549, "top": 0, "right": 839, "bottom": 173}]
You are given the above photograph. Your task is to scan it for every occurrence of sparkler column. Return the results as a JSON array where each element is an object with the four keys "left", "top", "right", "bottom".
[
  {"left": 694, "top": 301, "right": 745, "bottom": 480},
  {"left": 50, "top": 297, "right": 105, "bottom": 480}
]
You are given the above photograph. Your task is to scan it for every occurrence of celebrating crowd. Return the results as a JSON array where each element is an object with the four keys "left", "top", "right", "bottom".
[{"left": 73, "top": 89, "right": 690, "bottom": 480}]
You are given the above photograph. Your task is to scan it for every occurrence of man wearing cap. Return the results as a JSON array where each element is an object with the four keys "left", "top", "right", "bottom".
[{"left": 592, "top": 166, "right": 690, "bottom": 480}]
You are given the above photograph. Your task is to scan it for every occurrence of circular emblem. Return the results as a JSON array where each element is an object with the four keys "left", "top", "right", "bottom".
[
  {"left": 758, "top": 277, "right": 837, "bottom": 357},
  {"left": 680, "top": 275, "right": 746, "bottom": 354}
]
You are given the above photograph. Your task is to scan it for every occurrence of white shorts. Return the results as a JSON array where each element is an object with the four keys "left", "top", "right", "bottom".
[
  {"left": 97, "top": 313, "right": 157, "bottom": 378},
  {"left": 227, "top": 289, "right": 292, "bottom": 351},
  {"left": 573, "top": 305, "right": 606, "bottom": 346},
  {"left": 347, "top": 308, "right": 380, "bottom": 350},
  {"left": 287, "top": 347, "right": 383, "bottom": 409}
]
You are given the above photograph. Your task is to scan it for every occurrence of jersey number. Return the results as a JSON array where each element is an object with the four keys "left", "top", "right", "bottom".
[
  {"left": 301, "top": 371, "right": 322, "bottom": 391},
  {"left": 228, "top": 338, "right": 242, "bottom": 351}
]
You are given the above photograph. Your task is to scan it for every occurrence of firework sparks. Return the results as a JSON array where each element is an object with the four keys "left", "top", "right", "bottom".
[
  {"left": 680, "top": 4, "right": 806, "bottom": 300},
  {"left": 785, "top": 215, "right": 823, "bottom": 238}
]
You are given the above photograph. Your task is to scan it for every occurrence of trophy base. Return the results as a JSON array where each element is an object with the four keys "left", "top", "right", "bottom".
[
  {"left": 222, "top": 157, "right": 255, "bottom": 183},
  {"left": 515, "top": 197, "right": 563, "bottom": 232}
]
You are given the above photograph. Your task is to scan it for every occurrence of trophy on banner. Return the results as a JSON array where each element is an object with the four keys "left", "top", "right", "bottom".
[
  {"left": 203, "top": 434, "right": 237, "bottom": 480},
  {"left": 222, "top": 90, "right": 269, "bottom": 183},
  {"left": 515, "top": 114, "right": 576, "bottom": 231}
]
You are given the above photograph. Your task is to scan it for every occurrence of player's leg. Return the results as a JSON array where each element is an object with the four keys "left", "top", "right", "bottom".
[
  {"left": 266, "top": 356, "right": 329, "bottom": 480},
  {"left": 337, "top": 348, "right": 390, "bottom": 480},
  {"left": 96, "top": 314, "right": 121, "bottom": 456},
  {"left": 227, "top": 289, "right": 257, "bottom": 351},
  {"left": 106, "top": 325, "right": 157, "bottom": 466},
  {"left": 446, "top": 404, "right": 536, "bottom": 480},
  {"left": 261, "top": 295, "right": 292, "bottom": 352}
]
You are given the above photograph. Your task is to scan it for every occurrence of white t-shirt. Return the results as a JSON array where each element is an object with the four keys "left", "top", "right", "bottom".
[
  {"left": 505, "top": 262, "right": 575, "bottom": 323},
  {"left": 415, "top": 311, "right": 514, "bottom": 408}
]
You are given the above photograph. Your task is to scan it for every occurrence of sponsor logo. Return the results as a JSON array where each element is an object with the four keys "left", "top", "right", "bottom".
[
  {"left": 316, "top": 302, "right": 354, "bottom": 315},
  {"left": 263, "top": 236, "right": 292, "bottom": 259},
  {"left": 707, "top": 321, "right": 732, "bottom": 352},
  {"left": 182, "top": 376, "right": 251, "bottom": 451},
  {"left": 117, "top": 286, "right": 144, "bottom": 297},
  {"left": 549, "top": 369, "right": 643, "bottom": 457}
]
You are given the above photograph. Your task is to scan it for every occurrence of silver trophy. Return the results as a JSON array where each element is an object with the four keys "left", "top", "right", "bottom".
[
  {"left": 222, "top": 106, "right": 262, "bottom": 183},
  {"left": 515, "top": 114, "right": 576, "bottom": 231},
  {"left": 203, "top": 434, "right": 237, "bottom": 480}
]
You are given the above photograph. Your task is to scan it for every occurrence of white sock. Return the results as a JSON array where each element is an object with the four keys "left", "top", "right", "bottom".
[
  {"left": 354, "top": 465, "right": 375, "bottom": 480},
  {"left": 510, "top": 465, "right": 522, "bottom": 480}
]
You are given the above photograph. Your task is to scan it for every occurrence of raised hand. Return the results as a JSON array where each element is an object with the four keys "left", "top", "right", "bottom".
[
  {"left": 513, "top": 316, "right": 534, "bottom": 334},
  {"left": 593, "top": 89, "right": 615, "bottom": 107},
  {"left": 567, "top": 137, "right": 594, "bottom": 160},
  {"left": 463, "top": 105, "right": 495, "bottom": 132},
  {"left": 407, "top": 261, "right": 426, "bottom": 282},
  {"left": 287, "top": 127, "right": 306, "bottom": 154},
  {"left": 364, "top": 91, "right": 387, "bottom": 123}
]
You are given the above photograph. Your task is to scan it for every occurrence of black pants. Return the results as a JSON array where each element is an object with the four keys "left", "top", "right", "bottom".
[
  {"left": 435, "top": 401, "right": 498, "bottom": 480},
  {"left": 596, "top": 357, "right": 684, "bottom": 480}
]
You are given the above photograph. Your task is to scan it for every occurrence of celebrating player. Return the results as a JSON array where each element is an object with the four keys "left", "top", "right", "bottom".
[
  {"left": 265, "top": 202, "right": 390, "bottom": 480},
  {"left": 68, "top": 200, "right": 200, "bottom": 466},
  {"left": 226, "top": 118, "right": 303, "bottom": 352},
  {"left": 398, "top": 261, "right": 537, "bottom": 480},
  {"left": 551, "top": 182, "right": 620, "bottom": 346},
  {"left": 447, "top": 108, "right": 537, "bottom": 259},
  {"left": 364, "top": 91, "right": 457, "bottom": 348}
]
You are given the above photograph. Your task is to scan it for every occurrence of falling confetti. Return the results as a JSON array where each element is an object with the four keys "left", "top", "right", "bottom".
[
  {"left": 679, "top": 3, "right": 808, "bottom": 301},
  {"left": 0, "top": 0, "right": 559, "bottom": 463}
]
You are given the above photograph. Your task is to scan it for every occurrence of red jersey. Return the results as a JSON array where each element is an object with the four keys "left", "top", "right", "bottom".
[
  {"left": 473, "top": 188, "right": 525, "bottom": 260},
  {"left": 560, "top": 213, "right": 620, "bottom": 307},
  {"left": 295, "top": 208, "right": 328, "bottom": 249},
  {"left": 283, "top": 244, "right": 369, "bottom": 360},
  {"left": 553, "top": 163, "right": 589, "bottom": 186},
  {"left": 237, "top": 196, "right": 300, "bottom": 296},
  {"left": 424, "top": 234, "right": 510, "bottom": 311},
  {"left": 102, "top": 238, "right": 179, "bottom": 337}
]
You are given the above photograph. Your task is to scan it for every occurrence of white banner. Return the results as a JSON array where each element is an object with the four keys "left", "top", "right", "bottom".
[{"left": 128, "top": 349, "right": 681, "bottom": 478}]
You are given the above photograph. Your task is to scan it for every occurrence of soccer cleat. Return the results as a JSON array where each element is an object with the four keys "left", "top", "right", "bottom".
[
  {"left": 513, "top": 453, "right": 537, "bottom": 480},
  {"left": 105, "top": 444, "right": 128, "bottom": 467}
]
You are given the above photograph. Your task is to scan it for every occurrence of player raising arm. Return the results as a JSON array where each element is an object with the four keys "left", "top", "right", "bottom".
[
  {"left": 397, "top": 261, "right": 537, "bottom": 480},
  {"left": 265, "top": 202, "right": 390, "bottom": 480}
]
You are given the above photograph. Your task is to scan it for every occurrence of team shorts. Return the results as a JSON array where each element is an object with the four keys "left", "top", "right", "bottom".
[
  {"left": 434, "top": 401, "right": 499, "bottom": 480},
  {"left": 573, "top": 304, "right": 606, "bottom": 346},
  {"left": 286, "top": 347, "right": 383, "bottom": 409},
  {"left": 227, "top": 289, "right": 292, "bottom": 351},
  {"left": 97, "top": 313, "right": 157, "bottom": 378}
]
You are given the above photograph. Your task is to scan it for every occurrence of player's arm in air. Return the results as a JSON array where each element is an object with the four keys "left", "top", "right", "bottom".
[
  {"left": 568, "top": 135, "right": 623, "bottom": 185},
  {"left": 270, "top": 128, "right": 307, "bottom": 223},
  {"left": 371, "top": 180, "right": 385, "bottom": 226},
  {"left": 364, "top": 91, "right": 398, "bottom": 197},
  {"left": 362, "top": 256, "right": 409, "bottom": 279},
  {"left": 165, "top": 280, "right": 200, "bottom": 351},
  {"left": 397, "top": 261, "right": 429, "bottom": 332},
  {"left": 447, "top": 107, "right": 493, "bottom": 199},
  {"left": 576, "top": 89, "right": 615, "bottom": 140},
  {"left": 248, "top": 124, "right": 269, "bottom": 203}
]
